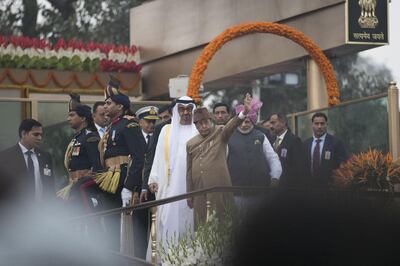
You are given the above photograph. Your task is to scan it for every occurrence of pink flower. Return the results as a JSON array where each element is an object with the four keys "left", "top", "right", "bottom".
[{"left": 235, "top": 99, "right": 263, "bottom": 124}]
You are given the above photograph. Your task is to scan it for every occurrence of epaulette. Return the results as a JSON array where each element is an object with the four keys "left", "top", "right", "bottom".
[
  {"left": 126, "top": 122, "right": 139, "bottom": 128},
  {"left": 87, "top": 136, "right": 100, "bottom": 142}
]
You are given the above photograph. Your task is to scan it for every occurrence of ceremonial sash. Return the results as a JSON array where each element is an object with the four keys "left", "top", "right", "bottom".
[
  {"left": 164, "top": 124, "right": 171, "bottom": 185},
  {"left": 64, "top": 138, "right": 75, "bottom": 170}
]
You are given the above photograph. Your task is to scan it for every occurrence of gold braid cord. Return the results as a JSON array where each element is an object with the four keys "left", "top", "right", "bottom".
[
  {"left": 57, "top": 139, "right": 76, "bottom": 200},
  {"left": 63, "top": 139, "right": 75, "bottom": 171},
  {"left": 98, "top": 129, "right": 110, "bottom": 168},
  {"left": 94, "top": 128, "right": 122, "bottom": 194},
  {"left": 187, "top": 22, "right": 340, "bottom": 106}
]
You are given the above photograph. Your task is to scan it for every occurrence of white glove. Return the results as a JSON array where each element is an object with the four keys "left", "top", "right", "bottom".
[{"left": 121, "top": 188, "right": 132, "bottom": 207}]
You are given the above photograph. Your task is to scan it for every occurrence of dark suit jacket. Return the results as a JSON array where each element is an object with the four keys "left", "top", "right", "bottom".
[
  {"left": 254, "top": 125, "right": 274, "bottom": 145},
  {"left": 304, "top": 133, "right": 349, "bottom": 187},
  {"left": 274, "top": 130, "right": 307, "bottom": 188},
  {"left": 0, "top": 144, "right": 55, "bottom": 202}
]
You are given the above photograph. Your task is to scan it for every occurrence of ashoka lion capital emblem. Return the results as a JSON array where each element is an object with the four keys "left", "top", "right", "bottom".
[{"left": 358, "top": 0, "right": 379, "bottom": 28}]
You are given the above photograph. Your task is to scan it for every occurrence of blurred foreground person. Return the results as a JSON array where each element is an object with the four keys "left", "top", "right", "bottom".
[
  {"left": 0, "top": 200, "right": 147, "bottom": 266},
  {"left": 0, "top": 119, "right": 54, "bottom": 204},
  {"left": 233, "top": 190, "right": 400, "bottom": 266}
]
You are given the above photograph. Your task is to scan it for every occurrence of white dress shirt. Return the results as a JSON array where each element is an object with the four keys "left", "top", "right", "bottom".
[
  {"left": 262, "top": 136, "right": 282, "bottom": 180},
  {"left": 142, "top": 130, "right": 153, "bottom": 145},
  {"left": 19, "top": 142, "right": 43, "bottom": 200},
  {"left": 95, "top": 123, "right": 106, "bottom": 139},
  {"left": 275, "top": 129, "right": 288, "bottom": 148}
]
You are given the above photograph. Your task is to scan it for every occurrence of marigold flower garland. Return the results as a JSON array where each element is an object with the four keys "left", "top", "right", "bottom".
[{"left": 187, "top": 22, "right": 340, "bottom": 106}]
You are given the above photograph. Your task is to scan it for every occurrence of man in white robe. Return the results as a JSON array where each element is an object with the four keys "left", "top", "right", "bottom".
[{"left": 147, "top": 96, "right": 198, "bottom": 260}]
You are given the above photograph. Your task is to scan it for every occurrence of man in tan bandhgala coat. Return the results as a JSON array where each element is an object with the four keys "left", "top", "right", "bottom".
[{"left": 186, "top": 94, "right": 252, "bottom": 227}]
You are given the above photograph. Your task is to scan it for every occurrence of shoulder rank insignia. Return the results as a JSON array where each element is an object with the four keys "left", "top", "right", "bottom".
[{"left": 126, "top": 122, "right": 139, "bottom": 128}]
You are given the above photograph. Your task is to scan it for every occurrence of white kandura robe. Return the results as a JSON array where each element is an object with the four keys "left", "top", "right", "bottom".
[{"left": 146, "top": 123, "right": 198, "bottom": 261}]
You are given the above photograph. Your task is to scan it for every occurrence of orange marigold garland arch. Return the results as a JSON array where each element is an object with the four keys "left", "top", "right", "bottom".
[{"left": 187, "top": 22, "right": 340, "bottom": 106}]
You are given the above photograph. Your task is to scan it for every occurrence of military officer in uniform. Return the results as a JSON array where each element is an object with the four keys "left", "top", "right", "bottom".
[
  {"left": 136, "top": 106, "right": 159, "bottom": 147},
  {"left": 95, "top": 77, "right": 146, "bottom": 251},
  {"left": 133, "top": 105, "right": 159, "bottom": 259},
  {"left": 57, "top": 94, "right": 102, "bottom": 213}
]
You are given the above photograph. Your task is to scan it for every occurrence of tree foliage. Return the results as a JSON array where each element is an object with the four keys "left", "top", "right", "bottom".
[
  {"left": 0, "top": 1, "right": 394, "bottom": 106},
  {"left": 332, "top": 53, "right": 392, "bottom": 101},
  {"left": 203, "top": 53, "right": 393, "bottom": 119},
  {"left": 0, "top": 0, "right": 148, "bottom": 44}
]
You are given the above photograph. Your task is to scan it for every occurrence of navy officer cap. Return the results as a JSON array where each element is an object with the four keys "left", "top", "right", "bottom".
[{"left": 136, "top": 106, "right": 160, "bottom": 120}]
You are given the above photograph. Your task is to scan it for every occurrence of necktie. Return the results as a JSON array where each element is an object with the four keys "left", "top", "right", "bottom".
[
  {"left": 146, "top": 135, "right": 151, "bottom": 148},
  {"left": 26, "top": 150, "right": 35, "bottom": 179},
  {"left": 273, "top": 137, "right": 281, "bottom": 151},
  {"left": 312, "top": 139, "right": 321, "bottom": 176}
]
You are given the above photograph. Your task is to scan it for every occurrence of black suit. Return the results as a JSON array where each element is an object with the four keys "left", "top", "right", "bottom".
[
  {"left": 0, "top": 144, "right": 55, "bottom": 202},
  {"left": 274, "top": 130, "right": 307, "bottom": 188},
  {"left": 129, "top": 131, "right": 149, "bottom": 259},
  {"left": 133, "top": 121, "right": 170, "bottom": 259},
  {"left": 304, "top": 133, "right": 349, "bottom": 187},
  {"left": 254, "top": 125, "right": 274, "bottom": 145}
]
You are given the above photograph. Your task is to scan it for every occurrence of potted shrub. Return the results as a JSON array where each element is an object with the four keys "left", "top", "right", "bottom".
[{"left": 333, "top": 149, "right": 400, "bottom": 192}]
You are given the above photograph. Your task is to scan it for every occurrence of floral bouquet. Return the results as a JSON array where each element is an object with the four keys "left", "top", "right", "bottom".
[{"left": 159, "top": 207, "right": 239, "bottom": 266}]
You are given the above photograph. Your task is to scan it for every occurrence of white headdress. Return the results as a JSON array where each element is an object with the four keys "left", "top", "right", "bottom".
[{"left": 169, "top": 96, "right": 198, "bottom": 169}]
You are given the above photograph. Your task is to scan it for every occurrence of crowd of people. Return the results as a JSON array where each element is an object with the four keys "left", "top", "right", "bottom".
[{"left": 0, "top": 77, "right": 350, "bottom": 262}]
